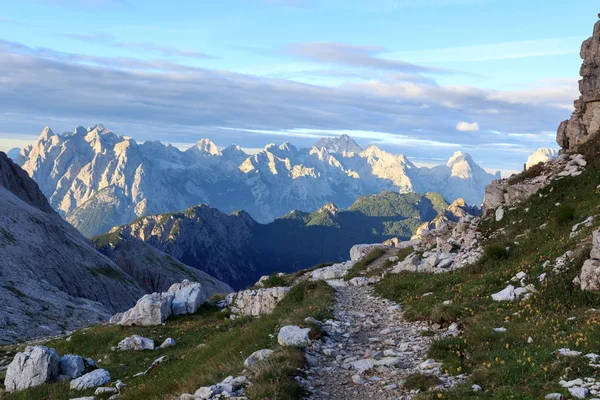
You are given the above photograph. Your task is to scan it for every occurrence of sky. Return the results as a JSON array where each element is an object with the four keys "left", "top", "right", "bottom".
[{"left": 0, "top": 0, "right": 597, "bottom": 174}]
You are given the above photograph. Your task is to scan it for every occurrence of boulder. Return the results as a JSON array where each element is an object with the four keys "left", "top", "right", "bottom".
[
  {"left": 349, "top": 244, "right": 386, "bottom": 262},
  {"left": 159, "top": 338, "right": 176, "bottom": 349},
  {"left": 117, "top": 335, "right": 155, "bottom": 351},
  {"left": 227, "top": 287, "right": 290, "bottom": 317},
  {"left": 491, "top": 285, "right": 516, "bottom": 302},
  {"left": 392, "top": 254, "right": 420, "bottom": 274},
  {"left": 59, "top": 354, "right": 86, "bottom": 379},
  {"left": 578, "top": 259, "right": 600, "bottom": 291},
  {"left": 167, "top": 280, "right": 206, "bottom": 315},
  {"left": 70, "top": 369, "right": 110, "bottom": 391},
  {"left": 113, "top": 292, "right": 173, "bottom": 326},
  {"left": 591, "top": 229, "right": 600, "bottom": 260},
  {"left": 4, "top": 346, "right": 60, "bottom": 392},
  {"left": 278, "top": 325, "right": 311, "bottom": 348},
  {"left": 244, "top": 349, "right": 274, "bottom": 367},
  {"left": 495, "top": 206, "right": 505, "bottom": 222},
  {"left": 310, "top": 261, "right": 353, "bottom": 280}
]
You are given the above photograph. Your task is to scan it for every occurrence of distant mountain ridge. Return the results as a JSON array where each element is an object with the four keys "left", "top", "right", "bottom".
[
  {"left": 94, "top": 191, "right": 458, "bottom": 289},
  {"left": 19, "top": 125, "right": 500, "bottom": 237}
]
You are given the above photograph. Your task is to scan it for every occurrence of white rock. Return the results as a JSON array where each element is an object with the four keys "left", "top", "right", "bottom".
[
  {"left": 495, "top": 206, "right": 505, "bottom": 222},
  {"left": 4, "top": 346, "right": 60, "bottom": 392},
  {"left": 472, "top": 384, "right": 483, "bottom": 392},
  {"left": 227, "top": 287, "right": 290, "bottom": 316},
  {"left": 491, "top": 285, "right": 516, "bottom": 302},
  {"left": 117, "top": 335, "right": 155, "bottom": 351},
  {"left": 70, "top": 369, "right": 110, "bottom": 391},
  {"left": 159, "top": 338, "right": 176, "bottom": 349},
  {"left": 493, "top": 327, "right": 507, "bottom": 333},
  {"left": 167, "top": 280, "right": 206, "bottom": 315},
  {"left": 418, "top": 359, "right": 443, "bottom": 370},
  {"left": 558, "top": 348, "right": 583, "bottom": 357},
  {"left": 350, "top": 244, "right": 386, "bottom": 262},
  {"left": 113, "top": 292, "right": 173, "bottom": 326},
  {"left": 545, "top": 394, "right": 563, "bottom": 400},
  {"left": 277, "top": 326, "right": 311, "bottom": 348},
  {"left": 244, "top": 349, "right": 274, "bottom": 367},
  {"left": 569, "top": 387, "right": 590, "bottom": 399},
  {"left": 95, "top": 387, "right": 118, "bottom": 395}
]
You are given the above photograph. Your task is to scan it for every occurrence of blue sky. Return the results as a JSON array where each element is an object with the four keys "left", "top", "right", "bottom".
[{"left": 0, "top": 0, "right": 597, "bottom": 173}]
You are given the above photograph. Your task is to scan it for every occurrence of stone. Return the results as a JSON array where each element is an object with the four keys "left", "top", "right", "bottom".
[
  {"left": 159, "top": 338, "right": 176, "bottom": 349},
  {"left": 310, "top": 262, "right": 353, "bottom": 281},
  {"left": 59, "top": 354, "right": 86, "bottom": 379},
  {"left": 495, "top": 206, "right": 505, "bottom": 222},
  {"left": 278, "top": 326, "right": 311, "bottom": 348},
  {"left": 70, "top": 369, "right": 110, "bottom": 391},
  {"left": 227, "top": 287, "right": 290, "bottom": 316},
  {"left": 591, "top": 229, "right": 600, "bottom": 260},
  {"left": 491, "top": 285, "right": 516, "bottom": 302},
  {"left": 472, "top": 384, "right": 483, "bottom": 392},
  {"left": 112, "top": 292, "right": 173, "bottom": 326},
  {"left": 557, "top": 21, "right": 600, "bottom": 152},
  {"left": 569, "top": 387, "right": 590, "bottom": 399},
  {"left": 117, "top": 335, "right": 155, "bottom": 351},
  {"left": 579, "top": 259, "right": 600, "bottom": 291},
  {"left": 545, "top": 394, "right": 563, "bottom": 400},
  {"left": 350, "top": 244, "right": 386, "bottom": 262},
  {"left": 244, "top": 349, "right": 274, "bottom": 367},
  {"left": 4, "top": 346, "right": 60, "bottom": 392},
  {"left": 167, "top": 280, "right": 206, "bottom": 315},
  {"left": 95, "top": 387, "right": 118, "bottom": 395}
]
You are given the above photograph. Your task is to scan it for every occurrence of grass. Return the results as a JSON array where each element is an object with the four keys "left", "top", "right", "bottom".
[
  {"left": 344, "top": 248, "right": 388, "bottom": 280},
  {"left": 403, "top": 373, "right": 441, "bottom": 391},
  {"left": 374, "top": 142, "right": 600, "bottom": 399},
  {"left": 1, "top": 280, "right": 334, "bottom": 400}
]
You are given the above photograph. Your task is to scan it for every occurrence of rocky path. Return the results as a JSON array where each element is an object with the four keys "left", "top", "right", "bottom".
[{"left": 302, "top": 282, "right": 464, "bottom": 399}]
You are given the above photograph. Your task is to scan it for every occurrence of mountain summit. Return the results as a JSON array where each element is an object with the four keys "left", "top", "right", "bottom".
[
  {"left": 18, "top": 126, "right": 499, "bottom": 236},
  {"left": 314, "top": 134, "right": 363, "bottom": 154}
]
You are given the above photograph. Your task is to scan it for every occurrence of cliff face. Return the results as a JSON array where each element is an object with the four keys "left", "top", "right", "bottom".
[{"left": 557, "top": 20, "right": 600, "bottom": 151}]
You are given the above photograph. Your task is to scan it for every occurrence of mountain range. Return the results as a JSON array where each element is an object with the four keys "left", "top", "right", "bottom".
[
  {"left": 93, "top": 191, "right": 473, "bottom": 289},
  {"left": 0, "top": 151, "right": 231, "bottom": 344},
  {"left": 16, "top": 125, "right": 500, "bottom": 237}
]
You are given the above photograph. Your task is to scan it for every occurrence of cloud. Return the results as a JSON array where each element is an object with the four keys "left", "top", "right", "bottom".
[
  {"left": 59, "top": 33, "right": 214, "bottom": 60},
  {"left": 287, "top": 42, "right": 447, "bottom": 73},
  {"left": 456, "top": 121, "right": 480, "bottom": 132},
  {"left": 0, "top": 38, "right": 575, "bottom": 170}
]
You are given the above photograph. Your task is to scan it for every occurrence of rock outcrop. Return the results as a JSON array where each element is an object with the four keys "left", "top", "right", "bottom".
[
  {"left": 4, "top": 346, "right": 60, "bottom": 392},
  {"left": 111, "top": 280, "right": 212, "bottom": 326},
  {"left": 278, "top": 325, "right": 312, "bottom": 348},
  {"left": 557, "top": 20, "right": 600, "bottom": 151},
  {"left": 575, "top": 228, "right": 600, "bottom": 290},
  {"left": 226, "top": 287, "right": 290, "bottom": 317},
  {"left": 117, "top": 335, "right": 155, "bottom": 351}
]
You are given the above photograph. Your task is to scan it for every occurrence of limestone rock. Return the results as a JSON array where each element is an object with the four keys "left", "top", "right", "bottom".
[
  {"left": 579, "top": 259, "right": 600, "bottom": 291},
  {"left": 350, "top": 244, "right": 386, "bottom": 262},
  {"left": 278, "top": 326, "right": 311, "bottom": 348},
  {"left": 4, "top": 346, "right": 60, "bottom": 392},
  {"left": 167, "top": 280, "right": 206, "bottom": 315},
  {"left": 160, "top": 338, "right": 176, "bottom": 349},
  {"left": 59, "top": 354, "right": 86, "bottom": 379},
  {"left": 491, "top": 285, "right": 516, "bottom": 302},
  {"left": 227, "top": 287, "right": 290, "bottom": 317},
  {"left": 557, "top": 20, "right": 600, "bottom": 151},
  {"left": 70, "top": 369, "right": 110, "bottom": 391},
  {"left": 113, "top": 292, "right": 173, "bottom": 326},
  {"left": 244, "top": 349, "right": 274, "bottom": 367},
  {"left": 117, "top": 335, "right": 155, "bottom": 351}
]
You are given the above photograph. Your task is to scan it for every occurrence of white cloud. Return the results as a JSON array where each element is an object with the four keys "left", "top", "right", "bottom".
[{"left": 456, "top": 121, "right": 480, "bottom": 132}]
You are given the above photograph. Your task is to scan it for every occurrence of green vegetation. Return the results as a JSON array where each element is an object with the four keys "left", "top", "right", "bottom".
[
  {"left": 374, "top": 140, "right": 600, "bottom": 398},
  {"left": 345, "top": 248, "right": 387, "bottom": 280},
  {"left": 1, "top": 280, "right": 334, "bottom": 400},
  {"left": 402, "top": 373, "right": 442, "bottom": 391}
]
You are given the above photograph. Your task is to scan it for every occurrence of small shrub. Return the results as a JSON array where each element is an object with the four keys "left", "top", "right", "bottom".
[
  {"left": 484, "top": 244, "right": 508, "bottom": 260},
  {"left": 260, "top": 274, "right": 289, "bottom": 288},
  {"left": 554, "top": 203, "right": 576, "bottom": 225},
  {"left": 402, "top": 373, "right": 441, "bottom": 390}
]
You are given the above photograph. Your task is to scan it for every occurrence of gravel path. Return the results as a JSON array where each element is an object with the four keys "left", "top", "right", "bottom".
[{"left": 302, "top": 277, "right": 465, "bottom": 399}]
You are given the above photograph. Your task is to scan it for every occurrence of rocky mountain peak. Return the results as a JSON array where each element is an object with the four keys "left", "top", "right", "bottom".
[
  {"left": 190, "top": 138, "right": 221, "bottom": 156},
  {"left": 319, "top": 202, "right": 339, "bottom": 215},
  {"left": 446, "top": 151, "right": 472, "bottom": 167},
  {"left": 38, "top": 126, "right": 56, "bottom": 141},
  {"left": 526, "top": 148, "right": 558, "bottom": 170},
  {"left": 314, "top": 134, "right": 363, "bottom": 154},
  {"left": 557, "top": 18, "right": 600, "bottom": 151}
]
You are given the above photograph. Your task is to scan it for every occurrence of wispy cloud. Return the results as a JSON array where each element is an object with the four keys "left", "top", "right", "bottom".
[
  {"left": 287, "top": 42, "right": 448, "bottom": 73},
  {"left": 59, "top": 32, "right": 214, "bottom": 60},
  {"left": 389, "top": 37, "right": 583, "bottom": 63}
]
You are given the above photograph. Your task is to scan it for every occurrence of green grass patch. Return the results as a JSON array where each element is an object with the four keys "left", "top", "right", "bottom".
[
  {"left": 403, "top": 373, "right": 441, "bottom": 391},
  {"left": 345, "top": 248, "right": 387, "bottom": 280},
  {"left": 1, "top": 280, "right": 334, "bottom": 400},
  {"left": 375, "top": 142, "right": 600, "bottom": 397}
]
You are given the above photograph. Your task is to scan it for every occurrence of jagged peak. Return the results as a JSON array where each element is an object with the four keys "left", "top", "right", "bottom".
[
  {"left": 263, "top": 143, "right": 277, "bottom": 152},
  {"left": 278, "top": 142, "right": 297, "bottom": 153},
  {"left": 74, "top": 126, "right": 87, "bottom": 135},
  {"left": 314, "top": 134, "right": 362, "bottom": 154},
  {"left": 38, "top": 126, "right": 56, "bottom": 141},
  {"left": 189, "top": 138, "right": 221, "bottom": 156},
  {"left": 446, "top": 151, "right": 474, "bottom": 167},
  {"left": 319, "top": 202, "right": 339, "bottom": 215}
]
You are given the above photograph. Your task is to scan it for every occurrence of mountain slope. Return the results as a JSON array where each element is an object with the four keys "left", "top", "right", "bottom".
[
  {"left": 18, "top": 125, "right": 498, "bottom": 236},
  {"left": 0, "top": 151, "right": 232, "bottom": 344},
  {"left": 94, "top": 191, "right": 457, "bottom": 289}
]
